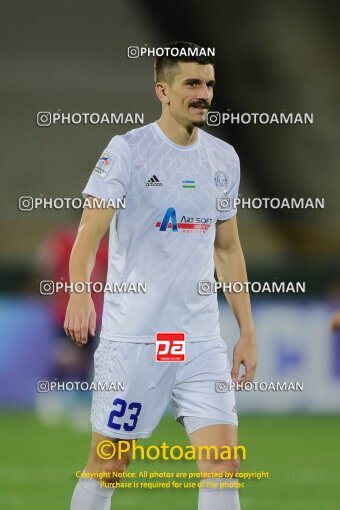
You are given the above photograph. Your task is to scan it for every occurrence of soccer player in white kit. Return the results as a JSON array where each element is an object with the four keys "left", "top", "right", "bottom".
[{"left": 65, "top": 41, "right": 257, "bottom": 510}]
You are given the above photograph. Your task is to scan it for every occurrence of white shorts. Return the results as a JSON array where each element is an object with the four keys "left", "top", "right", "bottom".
[{"left": 91, "top": 337, "right": 238, "bottom": 439}]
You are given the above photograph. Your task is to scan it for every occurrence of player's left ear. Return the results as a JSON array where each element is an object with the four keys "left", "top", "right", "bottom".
[{"left": 155, "top": 81, "right": 170, "bottom": 105}]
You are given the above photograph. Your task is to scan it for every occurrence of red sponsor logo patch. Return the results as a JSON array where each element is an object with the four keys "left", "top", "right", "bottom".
[{"left": 155, "top": 332, "right": 186, "bottom": 362}]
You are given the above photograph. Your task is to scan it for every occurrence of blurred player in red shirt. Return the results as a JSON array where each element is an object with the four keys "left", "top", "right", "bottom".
[{"left": 36, "top": 224, "right": 108, "bottom": 428}]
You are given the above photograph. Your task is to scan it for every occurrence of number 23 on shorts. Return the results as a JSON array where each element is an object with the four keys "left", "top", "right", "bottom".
[{"left": 107, "top": 398, "right": 142, "bottom": 432}]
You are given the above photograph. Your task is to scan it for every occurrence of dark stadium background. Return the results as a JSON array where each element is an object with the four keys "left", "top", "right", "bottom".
[{"left": 1, "top": 1, "right": 339, "bottom": 509}]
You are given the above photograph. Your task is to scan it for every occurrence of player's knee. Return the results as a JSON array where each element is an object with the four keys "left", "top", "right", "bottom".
[
  {"left": 97, "top": 454, "right": 131, "bottom": 483},
  {"left": 225, "top": 457, "right": 240, "bottom": 476},
  {"left": 197, "top": 456, "right": 240, "bottom": 476},
  {"left": 87, "top": 444, "right": 132, "bottom": 482}
]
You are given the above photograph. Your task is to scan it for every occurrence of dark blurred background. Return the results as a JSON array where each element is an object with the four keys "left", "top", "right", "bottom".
[
  {"left": 1, "top": 0, "right": 339, "bottom": 290},
  {"left": 0, "top": 1, "right": 339, "bottom": 508},
  {"left": 1, "top": 0, "right": 339, "bottom": 409}
]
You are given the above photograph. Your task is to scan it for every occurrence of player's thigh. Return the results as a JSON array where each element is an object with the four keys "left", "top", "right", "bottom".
[
  {"left": 189, "top": 423, "right": 240, "bottom": 474},
  {"left": 190, "top": 422, "right": 238, "bottom": 447}
]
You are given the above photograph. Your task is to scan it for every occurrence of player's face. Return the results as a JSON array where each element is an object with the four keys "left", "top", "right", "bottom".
[{"left": 168, "top": 62, "right": 215, "bottom": 127}]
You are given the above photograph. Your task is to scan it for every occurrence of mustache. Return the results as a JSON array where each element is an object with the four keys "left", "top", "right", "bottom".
[{"left": 189, "top": 101, "right": 211, "bottom": 109}]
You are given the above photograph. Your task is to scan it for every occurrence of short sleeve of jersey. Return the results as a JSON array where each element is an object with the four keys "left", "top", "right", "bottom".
[
  {"left": 217, "top": 148, "right": 241, "bottom": 221},
  {"left": 82, "top": 136, "right": 131, "bottom": 203}
]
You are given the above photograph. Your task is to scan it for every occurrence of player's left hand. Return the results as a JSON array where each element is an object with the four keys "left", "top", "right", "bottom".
[
  {"left": 331, "top": 311, "right": 340, "bottom": 331},
  {"left": 231, "top": 333, "right": 258, "bottom": 386}
]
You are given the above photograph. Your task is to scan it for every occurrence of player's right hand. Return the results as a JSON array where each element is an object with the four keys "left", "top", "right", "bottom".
[{"left": 64, "top": 293, "right": 96, "bottom": 346}]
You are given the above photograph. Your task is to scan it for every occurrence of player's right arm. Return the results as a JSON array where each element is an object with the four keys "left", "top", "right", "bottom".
[{"left": 64, "top": 196, "right": 115, "bottom": 345}]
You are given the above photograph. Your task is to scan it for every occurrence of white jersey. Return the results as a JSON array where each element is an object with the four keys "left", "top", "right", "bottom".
[{"left": 83, "top": 122, "right": 240, "bottom": 343}]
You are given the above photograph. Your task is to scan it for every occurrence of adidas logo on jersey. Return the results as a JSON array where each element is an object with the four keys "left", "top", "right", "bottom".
[{"left": 146, "top": 175, "right": 163, "bottom": 186}]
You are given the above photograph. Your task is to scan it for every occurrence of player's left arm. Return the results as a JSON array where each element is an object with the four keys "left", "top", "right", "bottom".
[{"left": 214, "top": 215, "right": 257, "bottom": 384}]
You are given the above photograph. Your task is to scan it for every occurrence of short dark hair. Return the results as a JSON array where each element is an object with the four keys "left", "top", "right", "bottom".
[{"left": 154, "top": 41, "right": 215, "bottom": 83}]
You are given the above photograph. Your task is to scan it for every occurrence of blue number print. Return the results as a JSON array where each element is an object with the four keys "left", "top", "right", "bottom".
[
  {"left": 123, "top": 402, "right": 142, "bottom": 431},
  {"left": 107, "top": 398, "right": 127, "bottom": 430},
  {"left": 107, "top": 398, "right": 142, "bottom": 431}
]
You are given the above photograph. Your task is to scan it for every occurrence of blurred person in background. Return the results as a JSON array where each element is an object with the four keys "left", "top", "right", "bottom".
[{"left": 35, "top": 223, "right": 108, "bottom": 430}]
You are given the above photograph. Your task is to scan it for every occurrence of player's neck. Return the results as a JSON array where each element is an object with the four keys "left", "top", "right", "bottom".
[{"left": 156, "top": 116, "right": 198, "bottom": 147}]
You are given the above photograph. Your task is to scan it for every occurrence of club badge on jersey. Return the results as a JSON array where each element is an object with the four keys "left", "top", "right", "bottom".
[{"left": 214, "top": 170, "right": 229, "bottom": 195}]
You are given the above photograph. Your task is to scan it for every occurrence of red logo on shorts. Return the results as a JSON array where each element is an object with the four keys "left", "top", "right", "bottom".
[{"left": 155, "top": 332, "right": 186, "bottom": 362}]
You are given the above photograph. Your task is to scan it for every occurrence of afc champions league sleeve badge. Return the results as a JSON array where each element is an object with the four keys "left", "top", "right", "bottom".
[
  {"left": 94, "top": 151, "right": 114, "bottom": 177},
  {"left": 214, "top": 171, "right": 229, "bottom": 196}
]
